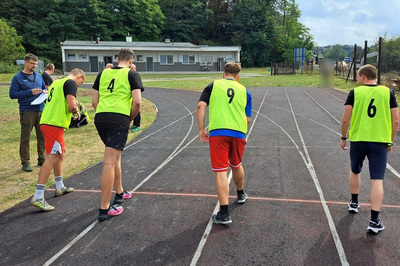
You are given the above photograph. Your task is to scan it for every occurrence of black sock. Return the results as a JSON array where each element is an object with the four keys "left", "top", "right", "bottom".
[
  {"left": 220, "top": 205, "right": 229, "bottom": 215},
  {"left": 371, "top": 210, "right": 380, "bottom": 222},
  {"left": 237, "top": 189, "right": 244, "bottom": 195},
  {"left": 351, "top": 193, "right": 358, "bottom": 203}
]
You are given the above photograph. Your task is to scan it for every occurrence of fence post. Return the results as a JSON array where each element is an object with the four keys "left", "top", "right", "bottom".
[
  {"left": 353, "top": 44, "right": 357, "bottom": 82},
  {"left": 378, "top": 37, "right": 382, "bottom": 85}
]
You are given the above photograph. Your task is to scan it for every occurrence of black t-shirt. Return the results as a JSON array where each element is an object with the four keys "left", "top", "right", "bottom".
[
  {"left": 198, "top": 82, "right": 214, "bottom": 104},
  {"left": 63, "top": 79, "right": 77, "bottom": 98},
  {"left": 42, "top": 72, "right": 53, "bottom": 86},
  {"left": 344, "top": 85, "right": 398, "bottom": 108}
]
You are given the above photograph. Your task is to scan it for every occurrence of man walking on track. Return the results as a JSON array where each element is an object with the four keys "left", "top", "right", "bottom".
[
  {"left": 197, "top": 62, "right": 252, "bottom": 224},
  {"left": 341, "top": 64, "right": 399, "bottom": 233},
  {"left": 92, "top": 48, "right": 143, "bottom": 221},
  {"left": 30, "top": 68, "right": 85, "bottom": 211}
]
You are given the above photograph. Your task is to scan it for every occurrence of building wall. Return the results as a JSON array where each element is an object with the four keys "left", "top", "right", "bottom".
[{"left": 62, "top": 48, "right": 239, "bottom": 73}]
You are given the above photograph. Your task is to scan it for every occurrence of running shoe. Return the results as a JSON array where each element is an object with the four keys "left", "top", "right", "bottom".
[
  {"left": 113, "top": 190, "right": 132, "bottom": 204},
  {"left": 22, "top": 164, "right": 33, "bottom": 172},
  {"left": 30, "top": 197, "right": 55, "bottom": 211},
  {"left": 55, "top": 186, "right": 74, "bottom": 197},
  {"left": 211, "top": 212, "right": 232, "bottom": 225},
  {"left": 97, "top": 205, "right": 124, "bottom": 221},
  {"left": 367, "top": 219, "right": 385, "bottom": 234},
  {"left": 348, "top": 200, "right": 360, "bottom": 213},
  {"left": 237, "top": 192, "right": 248, "bottom": 204},
  {"left": 130, "top": 126, "right": 142, "bottom": 132}
]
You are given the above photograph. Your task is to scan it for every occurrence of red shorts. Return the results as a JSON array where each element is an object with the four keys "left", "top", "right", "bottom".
[
  {"left": 40, "top": 125, "right": 66, "bottom": 154},
  {"left": 209, "top": 136, "right": 246, "bottom": 172}
]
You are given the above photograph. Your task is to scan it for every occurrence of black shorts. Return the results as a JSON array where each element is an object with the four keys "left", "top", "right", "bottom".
[
  {"left": 350, "top": 142, "right": 388, "bottom": 180},
  {"left": 94, "top": 113, "right": 130, "bottom": 151}
]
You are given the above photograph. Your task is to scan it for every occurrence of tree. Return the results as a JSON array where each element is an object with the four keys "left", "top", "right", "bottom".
[
  {"left": 159, "top": 0, "right": 210, "bottom": 44},
  {"left": 0, "top": 18, "right": 25, "bottom": 63},
  {"left": 380, "top": 36, "right": 400, "bottom": 73},
  {"left": 274, "top": 0, "right": 313, "bottom": 62},
  {"left": 324, "top": 44, "right": 347, "bottom": 61}
]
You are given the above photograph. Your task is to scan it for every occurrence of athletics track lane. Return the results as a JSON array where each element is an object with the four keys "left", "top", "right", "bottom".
[{"left": 0, "top": 87, "right": 399, "bottom": 265}]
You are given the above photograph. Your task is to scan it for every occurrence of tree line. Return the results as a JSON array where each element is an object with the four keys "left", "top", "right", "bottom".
[
  {"left": 315, "top": 38, "right": 400, "bottom": 74},
  {"left": 0, "top": 0, "right": 313, "bottom": 71}
]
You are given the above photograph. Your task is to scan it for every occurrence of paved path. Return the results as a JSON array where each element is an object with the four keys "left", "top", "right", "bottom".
[{"left": 1, "top": 86, "right": 400, "bottom": 265}]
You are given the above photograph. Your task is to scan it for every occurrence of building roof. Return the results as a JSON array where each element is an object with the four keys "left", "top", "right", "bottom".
[{"left": 61, "top": 40, "right": 240, "bottom": 52}]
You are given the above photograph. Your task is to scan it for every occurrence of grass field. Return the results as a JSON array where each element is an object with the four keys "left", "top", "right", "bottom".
[{"left": 0, "top": 69, "right": 360, "bottom": 212}]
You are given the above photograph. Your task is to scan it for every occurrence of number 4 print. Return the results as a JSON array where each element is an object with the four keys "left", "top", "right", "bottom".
[{"left": 107, "top": 79, "right": 115, "bottom": 93}]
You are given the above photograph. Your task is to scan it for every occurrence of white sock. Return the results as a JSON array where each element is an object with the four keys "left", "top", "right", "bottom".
[
  {"left": 55, "top": 176, "right": 64, "bottom": 190},
  {"left": 34, "top": 184, "right": 46, "bottom": 200}
]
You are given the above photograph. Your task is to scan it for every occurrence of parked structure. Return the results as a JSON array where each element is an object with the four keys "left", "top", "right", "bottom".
[{"left": 61, "top": 38, "right": 241, "bottom": 73}]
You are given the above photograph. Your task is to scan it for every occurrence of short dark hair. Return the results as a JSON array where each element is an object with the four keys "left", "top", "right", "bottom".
[
  {"left": 358, "top": 64, "right": 376, "bottom": 80},
  {"left": 224, "top": 62, "right": 241, "bottom": 76},
  {"left": 25, "top": 53, "right": 38, "bottom": 62},
  {"left": 45, "top": 63, "right": 55, "bottom": 70},
  {"left": 118, "top": 48, "right": 134, "bottom": 62}
]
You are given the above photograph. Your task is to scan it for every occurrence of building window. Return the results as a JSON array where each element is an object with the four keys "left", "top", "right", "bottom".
[
  {"left": 183, "top": 55, "right": 195, "bottom": 64},
  {"left": 68, "top": 54, "right": 76, "bottom": 60},
  {"left": 200, "top": 55, "right": 213, "bottom": 66},
  {"left": 79, "top": 54, "right": 88, "bottom": 60},
  {"left": 160, "top": 55, "right": 174, "bottom": 65},
  {"left": 136, "top": 55, "right": 144, "bottom": 62}
]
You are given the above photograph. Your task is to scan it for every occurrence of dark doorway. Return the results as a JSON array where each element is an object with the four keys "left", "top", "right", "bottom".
[{"left": 90, "top": 56, "right": 98, "bottom": 72}]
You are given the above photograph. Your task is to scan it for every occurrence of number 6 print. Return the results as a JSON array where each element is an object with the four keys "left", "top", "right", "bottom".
[{"left": 367, "top": 98, "right": 376, "bottom": 118}]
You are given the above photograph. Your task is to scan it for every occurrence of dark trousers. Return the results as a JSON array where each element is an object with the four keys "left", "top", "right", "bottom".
[
  {"left": 133, "top": 112, "right": 141, "bottom": 127},
  {"left": 19, "top": 111, "right": 45, "bottom": 165}
]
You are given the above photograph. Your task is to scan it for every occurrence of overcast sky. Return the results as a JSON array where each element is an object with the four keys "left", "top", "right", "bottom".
[{"left": 296, "top": 0, "right": 400, "bottom": 47}]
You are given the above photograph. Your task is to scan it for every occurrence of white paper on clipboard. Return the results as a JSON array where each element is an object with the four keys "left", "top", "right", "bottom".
[{"left": 31, "top": 93, "right": 48, "bottom": 105}]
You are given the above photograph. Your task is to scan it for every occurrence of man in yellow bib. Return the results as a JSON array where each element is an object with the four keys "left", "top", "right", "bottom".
[
  {"left": 30, "top": 68, "right": 85, "bottom": 211},
  {"left": 341, "top": 64, "right": 399, "bottom": 233},
  {"left": 197, "top": 62, "right": 252, "bottom": 224},
  {"left": 92, "top": 48, "right": 143, "bottom": 221}
]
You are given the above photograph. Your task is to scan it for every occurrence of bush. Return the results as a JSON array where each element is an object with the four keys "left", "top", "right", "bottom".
[{"left": 0, "top": 62, "right": 20, "bottom": 73}]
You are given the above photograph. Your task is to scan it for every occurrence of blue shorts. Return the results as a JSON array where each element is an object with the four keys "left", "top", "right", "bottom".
[{"left": 350, "top": 142, "right": 388, "bottom": 180}]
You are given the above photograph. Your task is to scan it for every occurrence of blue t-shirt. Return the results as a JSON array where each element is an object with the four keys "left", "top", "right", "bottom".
[{"left": 9, "top": 71, "right": 47, "bottom": 111}]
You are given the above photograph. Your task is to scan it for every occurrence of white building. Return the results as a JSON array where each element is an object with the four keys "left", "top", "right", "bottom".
[{"left": 61, "top": 38, "right": 241, "bottom": 73}]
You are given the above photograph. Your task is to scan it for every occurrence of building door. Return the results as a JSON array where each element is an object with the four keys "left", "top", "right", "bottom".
[
  {"left": 90, "top": 56, "right": 98, "bottom": 72},
  {"left": 218, "top": 58, "right": 225, "bottom": 71},
  {"left": 104, "top": 56, "right": 112, "bottom": 65},
  {"left": 146, "top": 57, "right": 153, "bottom": 71}
]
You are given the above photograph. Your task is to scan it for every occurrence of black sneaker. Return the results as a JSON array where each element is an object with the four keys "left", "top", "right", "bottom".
[
  {"left": 97, "top": 205, "right": 123, "bottom": 221},
  {"left": 237, "top": 192, "right": 248, "bottom": 204},
  {"left": 348, "top": 200, "right": 360, "bottom": 213},
  {"left": 113, "top": 190, "right": 132, "bottom": 205},
  {"left": 367, "top": 219, "right": 385, "bottom": 234},
  {"left": 211, "top": 212, "right": 232, "bottom": 225}
]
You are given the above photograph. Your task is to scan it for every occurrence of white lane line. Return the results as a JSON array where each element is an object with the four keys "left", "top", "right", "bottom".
[
  {"left": 284, "top": 88, "right": 349, "bottom": 266},
  {"left": 44, "top": 97, "right": 195, "bottom": 265},
  {"left": 43, "top": 221, "right": 98, "bottom": 266},
  {"left": 190, "top": 88, "right": 269, "bottom": 266},
  {"left": 301, "top": 88, "right": 341, "bottom": 124}
]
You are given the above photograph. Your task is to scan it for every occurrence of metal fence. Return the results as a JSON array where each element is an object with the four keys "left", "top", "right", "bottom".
[{"left": 270, "top": 61, "right": 314, "bottom": 76}]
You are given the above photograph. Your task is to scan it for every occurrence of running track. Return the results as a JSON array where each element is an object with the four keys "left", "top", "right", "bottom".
[{"left": 1, "top": 86, "right": 400, "bottom": 265}]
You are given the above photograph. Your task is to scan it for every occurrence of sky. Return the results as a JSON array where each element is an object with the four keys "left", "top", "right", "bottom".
[{"left": 296, "top": 0, "right": 400, "bottom": 47}]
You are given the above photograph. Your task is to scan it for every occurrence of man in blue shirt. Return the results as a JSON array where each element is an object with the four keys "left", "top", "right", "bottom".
[{"left": 9, "top": 54, "right": 47, "bottom": 172}]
